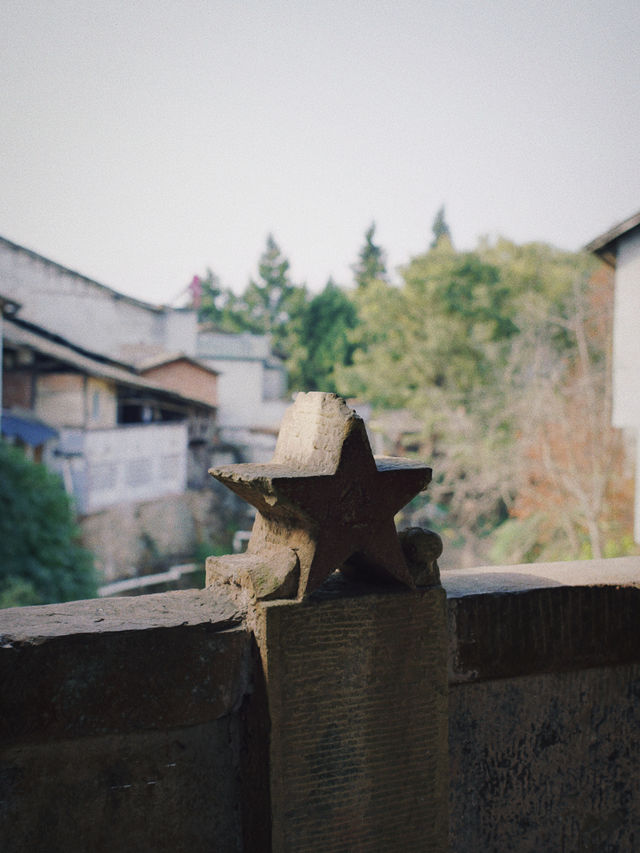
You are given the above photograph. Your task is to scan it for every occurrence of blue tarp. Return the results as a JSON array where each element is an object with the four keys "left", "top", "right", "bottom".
[{"left": 1, "top": 411, "right": 58, "bottom": 447}]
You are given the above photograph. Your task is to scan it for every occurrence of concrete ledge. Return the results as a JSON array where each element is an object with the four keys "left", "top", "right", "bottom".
[
  {"left": 443, "top": 557, "right": 640, "bottom": 683},
  {"left": 0, "top": 589, "right": 250, "bottom": 743}
]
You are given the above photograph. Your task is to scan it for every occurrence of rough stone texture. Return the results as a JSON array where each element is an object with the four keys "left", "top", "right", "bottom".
[
  {"left": 443, "top": 559, "right": 640, "bottom": 683},
  {"left": 207, "top": 547, "right": 300, "bottom": 601},
  {"left": 256, "top": 578, "right": 449, "bottom": 853},
  {"left": 0, "top": 589, "right": 252, "bottom": 852},
  {"left": 442, "top": 555, "right": 640, "bottom": 597},
  {"left": 399, "top": 527, "right": 442, "bottom": 587},
  {"left": 449, "top": 665, "right": 640, "bottom": 852},
  {"left": 0, "top": 719, "right": 243, "bottom": 853},
  {"left": 1, "top": 555, "right": 638, "bottom": 851},
  {"left": 444, "top": 559, "right": 640, "bottom": 852},
  {"left": 0, "top": 590, "right": 248, "bottom": 743},
  {"left": 209, "top": 392, "right": 431, "bottom": 598},
  {"left": 0, "top": 587, "right": 242, "bottom": 642}
]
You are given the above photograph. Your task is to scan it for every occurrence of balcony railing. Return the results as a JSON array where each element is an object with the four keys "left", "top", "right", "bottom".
[{"left": 52, "top": 422, "right": 187, "bottom": 513}]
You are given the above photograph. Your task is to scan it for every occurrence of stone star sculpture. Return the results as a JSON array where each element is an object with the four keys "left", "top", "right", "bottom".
[{"left": 208, "top": 392, "right": 432, "bottom": 600}]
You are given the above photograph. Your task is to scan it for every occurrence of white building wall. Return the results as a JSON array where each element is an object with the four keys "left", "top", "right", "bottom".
[
  {"left": 612, "top": 229, "right": 640, "bottom": 428},
  {"left": 163, "top": 309, "right": 197, "bottom": 356},
  {"left": 0, "top": 240, "right": 197, "bottom": 360},
  {"left": 205, "top": 360, "right": 265, "bottom": 426},
  {"left": 608, "top": 227, "right": 640, "bottom": 543},
  {"left": 52, "top": 422, "right": 187, "bottom": 514}
]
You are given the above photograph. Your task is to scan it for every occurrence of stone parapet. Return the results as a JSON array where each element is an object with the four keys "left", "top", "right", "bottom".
[
  {"left": 443, "top": 557, "right": 640, "bottom": 852},
  {"left": 443, "top": 557, "right": 640, "bottom": 683},
  {"left": 0, "top": 589, "right": 251, "bottom": 853},
  {"left": 1, "top": 558, "right": 638, "bottom": 851},
  {"left": 0, "top": 588, "right": 248, "bottom": 743},
  {"left": 255, "top": 578, "right": 449, "bottom": 852}
]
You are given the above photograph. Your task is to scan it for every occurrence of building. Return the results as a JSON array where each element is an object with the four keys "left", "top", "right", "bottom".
[
  {"left": 586, "top": 209, "right": 640, "bottom": 540},
  {"left": 196, "top": 329, "right": 290, "bottom": 461},
  {"left": 2, "top": 315, "right": 217, "bottom": 512},
  {"left": 0, "top": 236, "right": 197, "bottom": 360},
  {"left": 0, "top": 236, "right": 292, "bottom": 580},
  {"left": 0, "top": 236, "right": 290, "bottom": 466}
]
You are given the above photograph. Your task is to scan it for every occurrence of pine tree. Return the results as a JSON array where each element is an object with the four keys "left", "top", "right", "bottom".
[
  {"left": 430, "top": 206, "right": 452, "bottom": 249},
  {"left": 299, "top": 278, "right": 358, "bottom": 392},
  {"left": 352, "top": 222, "right": 387, "bottom": 288},
  {"left": 240, "top": 234, "right": 303, "bottom": 340}
]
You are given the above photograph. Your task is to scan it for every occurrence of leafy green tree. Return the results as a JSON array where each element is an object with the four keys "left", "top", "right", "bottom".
[
  {"left": 0, "top": 443, "right": 97, "bottom": 607},
  {"left": 337, "top": 235, "right": 604, "bottom": 565},
  {"left": 298, "top": 279, "right": 359, "bottom": 392},
  {"left": 352, "top": 222, "right": 387, "bottom": 288},
  {"left": 191, "top": 268, "right": 246, "bottom": 331},
  {"left": 340, "top": 238, "right": 517, "bottom": 406},
  {"left": 231, "top": 235, "right": 308, "bottom": 371},
  {"left": 193, "top": 236, "right": 310, "bottom": 389}
]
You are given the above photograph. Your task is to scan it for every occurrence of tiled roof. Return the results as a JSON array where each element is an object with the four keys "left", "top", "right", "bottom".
[{"left": 3, "top": 318, "right": 215, "bottom": 410}]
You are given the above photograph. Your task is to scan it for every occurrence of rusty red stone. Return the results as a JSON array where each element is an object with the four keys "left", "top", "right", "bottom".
[{"left": 208, "top": 392, "right": 432, "bottom": 599}]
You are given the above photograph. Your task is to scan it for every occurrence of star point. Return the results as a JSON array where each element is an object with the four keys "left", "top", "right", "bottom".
[{"left": 209, "top": 392, "right": 431, "bottom": 599}]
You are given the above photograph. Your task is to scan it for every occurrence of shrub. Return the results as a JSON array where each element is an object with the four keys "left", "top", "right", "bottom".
[{"left": 0, "top": 441, "right": 97, "bottom": 607}]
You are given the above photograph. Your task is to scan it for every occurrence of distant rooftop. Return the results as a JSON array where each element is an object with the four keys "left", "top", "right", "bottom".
[
  {"left": 114, "top": 343, "right": 218, "bottom": 375},
  {"left": 585, "top": 209, "right": 640, "bottom": 267},
  {"left": 4, "top": 317, "right": 216, "bottom": 410},
  {"left": 0, "top": 235, "right": 181, "bottom": 315}
]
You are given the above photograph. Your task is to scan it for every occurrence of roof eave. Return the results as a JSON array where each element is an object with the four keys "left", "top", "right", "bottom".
[{"left": 585, "top": 209, "right": 640, "bottom": 267}]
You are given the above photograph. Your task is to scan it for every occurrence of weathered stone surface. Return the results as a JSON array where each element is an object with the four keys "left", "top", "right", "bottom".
[
  {"left": 399, "top": 526, "right": 442, "bottom": 587},
  {"left": 442, "top": 559, "right": 640, "bottom": 683},
  {"left": 0, "top": 589, "right": 249, "bottom": 742},
  {"left": 209, "top": 392, "right": 431, "bottom": 598},
  {"left": 0, "top": 719, "right": 244, "bottom": 853},
  {"left": 442, "top": 555, "right": 640, "bottom": 597},
  {"left": 449, "top": 664, "right": 640, "bottom": 852},
  {"left": 0, "top": 587, "right": 241, "bottom": 642},
  {"left": 207, "top": 547, "right": 299, "bottom": 601},
  {"left": 256, "top": 581, "right": 450, "bottom": 852},
  {"left": 444, "top": 559, "right": 640, "bottom": 851}
]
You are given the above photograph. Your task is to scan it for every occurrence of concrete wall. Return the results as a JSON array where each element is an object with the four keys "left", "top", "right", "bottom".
[
  {"left": 0, "top": 590, "right": 250, "bottom": 853},
  {"left": 444, "top": 559, "right": 640, "bottom": 851},
  {"left": 203, "top": 358, "right": 265, "bottom": 427},
  {"left": 0, "top": 238, "right": 197, "bottom": 361},
  {"left": 35, "top": 374, "right": 117, "bottom": 430},
  {"left": 612, "top": 227, "right": 640, "bottom": 428},
  {"left": 141, "top": 360, "right": 218, "bottom": 409},
  {"left": 51, "top": 422, "right": 187, "bottom": 514},
  {"left": 35, "top": 373, "right": 85, "bottom": 427},
  {"left": 1, "top": 557, "right": 638, "bottom": 851},
  {"left": 80, "top": 485, "right": 252, "bottom": 583}
]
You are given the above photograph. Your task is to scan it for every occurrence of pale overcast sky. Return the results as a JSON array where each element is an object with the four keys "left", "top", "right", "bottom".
[{"left": 2, "top": 0, "right": 639, "bottom": 304}]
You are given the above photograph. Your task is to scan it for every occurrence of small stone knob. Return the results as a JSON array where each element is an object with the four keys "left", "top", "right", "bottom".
[{"left": 399, "top": 527, "right": 442, "bottom": 588}]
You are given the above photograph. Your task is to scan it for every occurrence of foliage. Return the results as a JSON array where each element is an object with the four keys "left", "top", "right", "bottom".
[
  {"left": 189, "top": 216, "right": 636, "bottom": 567},
  {"left": 490, "top": 264, "right": 634, "bottom": 563},
  {"left": 192, "top": 235, "right": 310, "bottom": 389},
  {"left": 193, "top": 268, "right": 247, "bottom": 332},
  {"left": 297, "top": 279, "right": 359, "bottom": 393},
  {"left": 337, "top": 230, "right": 634, "bottom": 566},
  {"left": 430, "top": 205, "right": 452, "bottom": 249},
  {"left": 0, "top": 442, "right": 97, "bottom": 607},
  {"left": 352, "top": 222, "right": 387, "bottom": 289},
  {"left": 236, "top": 235, "right": 305, "bottom": 341}
]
